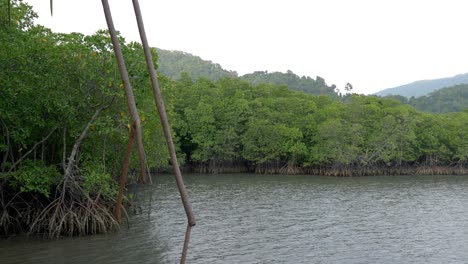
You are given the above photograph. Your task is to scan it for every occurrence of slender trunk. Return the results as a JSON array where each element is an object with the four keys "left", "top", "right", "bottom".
[
  {"left": 102, "top": 135, "right": 107, "bottom": 173},
  {"left": 64, "top": 109, "right": 101, "bottom": 180},
  {"left": 115, "top": 125, "right": 135, "bottom": 224},
  {"left": 131, "top": 0, "right": 195, "bottom": 226},
  {"left": 101, "top": 0, "right": 147, "bottom": 183},
  {"left": 41, "top": 138, "right": 45, "bottom": 162},
  {"left": 1, "top": 120, "right": 10, "bottom": 172},
  {"left": 131, "top": 2, "right": 195, "bottom": 262},
  {"left": 62, "top": 127, "right": 66, "bottom": 172}
]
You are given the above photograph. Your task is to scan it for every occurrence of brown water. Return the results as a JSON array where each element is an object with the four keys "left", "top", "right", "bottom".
[{"left": 1, "top": 174, "right": 468, "bottom": 263}]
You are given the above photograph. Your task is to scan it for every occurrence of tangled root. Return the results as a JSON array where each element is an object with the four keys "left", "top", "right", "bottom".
[
  {"left": 1, "top": 180, "right": 119, "bottom": 237},
  {"left": 30, "top": 181, "right": 119, "bottom": 237}
]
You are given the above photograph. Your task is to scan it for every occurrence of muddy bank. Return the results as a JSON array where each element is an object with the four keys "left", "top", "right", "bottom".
[{"left": 184, "top": 162, "right": 468, "bottom": 176}]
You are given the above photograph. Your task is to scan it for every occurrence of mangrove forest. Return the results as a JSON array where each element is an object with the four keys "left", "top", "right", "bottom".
[{"left": 1, "top": 1, "right": 468, "bottom": 237}]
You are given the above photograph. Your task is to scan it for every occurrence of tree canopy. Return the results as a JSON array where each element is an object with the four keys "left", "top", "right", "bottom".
[
  {"left": 0, "top": 1, "right": 172, "bottom": 236},
  {"left": 156, "top": 48, "right": 238, "bottom": 81},
  {"left": 168, "top": 77, "right": 468, "bottom": 173},
  {"left": 155, "top": 49, "right": 339, "bottom": 97},
  {"left": 240, "top": 70, "right": 339, "bottom": 97}
]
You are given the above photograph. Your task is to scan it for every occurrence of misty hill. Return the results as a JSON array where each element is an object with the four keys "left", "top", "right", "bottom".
[
  {"left": 410, "top": 84, "right": 468, "bottom": 113},
  {"left": 374, "top": 73, "right": 468, "bottom": 98},
  {"left": 156, "top": 48, "right": 339, "bottom": 97},
  {"left": 240, "top": 70, "right": 338, "bottom": 97},
  {"left": 384, "top": 84, "right": 468, "bottom": 113},
  {"left": 156, "top": 48, "right": 238, "bottom": 81}
]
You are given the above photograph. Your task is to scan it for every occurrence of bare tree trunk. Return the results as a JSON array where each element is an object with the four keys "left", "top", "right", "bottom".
[
  {"left": 101, "top": 0, "right": 147, "bottom": 183},
  {"left": 133, "top": 0, "right": 195, "bottom": 226},
  {"left": 1, "top": 120, "right": 10, "bottom": 172},
  {"left": 62, "top": 127, "right": 66, "bottom": 172},
  {"left": 131, "top": 0, "right": 195, "bottom": 227},
  {"left": 114, "top": 124, "right": 135, "bottom": 224},
  {"left": 131, "top": 2, "right": 195, "bottom": 262},
  {"left": 64, "top": 108, "right": 102, "bottom": 180},
  {"left": 41, "top": 139, "right": 45, "bottom": 162}
]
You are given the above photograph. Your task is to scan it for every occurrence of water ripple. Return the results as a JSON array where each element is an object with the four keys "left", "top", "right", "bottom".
[{"left": 2, "top": 174, "right": 468, "bottom": 263}]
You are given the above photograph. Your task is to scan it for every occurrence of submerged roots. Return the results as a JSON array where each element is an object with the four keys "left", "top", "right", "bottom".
[
  {"left": 29, "top": 197, "right": 118, "bottom": 237},
  {"left": 1, "top": 180, "right": 119, "bottom": 237}
]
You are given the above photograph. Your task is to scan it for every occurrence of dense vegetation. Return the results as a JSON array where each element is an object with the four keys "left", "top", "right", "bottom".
[
  {"left": 169, "top": 77, "right": 467, "bottom": 174},
  {"left": 156, "top": 48, "right": 238, "bottom": 81},
  {"left": 410, "top": 84, "right": 468, "bottom": 113},
  {"left": 375, "top": 73, "right": 468, "bottom": 98},
  {"left": 156, "top": 49, "right": 338, "bottom": 97},
  {"left": 240, "top": 70, "right": 338, "bottom": 97},
  {"left": 0, "top": 1, "right": 172, "bottom": 236},
  {"left": 1, "top": 1, "right": 467, "bottom": 237},
  {"left": 384, "top": 84, "right": 468, "bottom": 113}
]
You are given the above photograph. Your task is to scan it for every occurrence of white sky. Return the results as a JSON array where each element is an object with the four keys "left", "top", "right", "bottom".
[{"left": 26, "top": 0, "right": 468, "bottom": 94}]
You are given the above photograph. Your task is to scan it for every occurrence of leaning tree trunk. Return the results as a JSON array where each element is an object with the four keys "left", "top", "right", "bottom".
[
  {"left": 101, "top": 0, "right": 147, "bottom": 183},
  {"left": 131, "top": 0, "right": 195, "bottom": 227},
  {"left": 131, "top": 1, "right": 196, "bottom": 262},
  {"left": 114, "top": 123, "right": 135, "bottom": 224}
]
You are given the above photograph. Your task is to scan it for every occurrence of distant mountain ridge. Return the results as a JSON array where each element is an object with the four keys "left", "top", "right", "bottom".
[
  {"left": 385, "top": 84, "right": 468, "bottom": 113},
  {"left": 240, "top": 70, "right": 338, "bottom": 97},
  {"left": 374, "top": 73, "right": 468, "bottom": 98},
  {"left": 156, "top": 48, "right": 338, "bottom": 97},
  {"left": 156, "top": 48, "right": 238, "bottom": 81}
]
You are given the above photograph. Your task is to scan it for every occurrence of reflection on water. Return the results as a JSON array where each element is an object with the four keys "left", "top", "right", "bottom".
[{"left": 1, "top": 174, "right": 468, "bottom": 263}]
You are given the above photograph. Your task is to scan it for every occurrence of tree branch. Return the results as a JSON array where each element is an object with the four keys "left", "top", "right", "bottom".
[
  {"left": 1, "top": 119, "right": 11, "bottom": 172},
  {"left": 64, "top": 108, "right": 102, "bottom": 181},
  {"left": 7, "top": 128, "right": 57, "bottom": 173}
]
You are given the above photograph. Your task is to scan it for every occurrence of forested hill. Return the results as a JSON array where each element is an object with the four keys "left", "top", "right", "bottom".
[
  {"left": 374, "top": 73, "right": 468, "bottom": 98},
  {"left": 156, "top": 48, "right": 339, "bottom": 97},
  {"left": 385, "top": 84, "right": 468, "bottom": 113},
  {"left": 240, "top": 71, "right": 338, "bottom": 97},
  {"left": 156, "top": 48, "right": 238, "bottom": 80}
]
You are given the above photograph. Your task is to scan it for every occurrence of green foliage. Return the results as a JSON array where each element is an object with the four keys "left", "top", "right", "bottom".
[
  {"left": 452, "top": 112, "right": 468, "bottom": 162},
  {"left": 80, "top": 163, "right": 118, "bottom": 200},
  {"left": 241, "top": 70, "right": 339, "bottom": 97},
  {"left": 384, "top": 84, "right": 468, "bottom": 114},
  {"left": 242, "top": 119, "right": 306, "bottom": 164},
  {"left": 156, "top": 50, "right": 338, "bottom": 98},
  {"left": 407, "top": 84, "right": 468, "bottom": 113},
  {"left": 156, "top": 48, "right": 237, "bottom": 81},
  {"left": 2, "top": 0, "right": 467, "bottom": 192},
  {"left": 168, "top": 74, "right": 468, "bottom": 170},
  {"left": 7, "top": 160, "right": 59, "bottom": 197},
  {"left": 171, "top": 78, "right": 252, "bottom": 163},
  {"left": 0, "top": 0, "right": 37, "bottom": 31},
  {"left": 1, "top": 2, "right": 171, "bottom": 202}
]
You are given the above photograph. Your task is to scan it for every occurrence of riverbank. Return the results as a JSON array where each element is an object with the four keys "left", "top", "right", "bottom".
[
  {"left": 2, "top": 163, "right": 467, "bottom": 237},
  {"left": 186, "top": 162, "right": 468, "bottom": 176}
]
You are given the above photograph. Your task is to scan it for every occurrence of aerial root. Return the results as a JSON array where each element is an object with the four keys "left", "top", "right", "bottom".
[
  {"left": 28, "top": 183, "right": 119, "bottom": 237},
  {"left": 1, "top": 179, "right": 119, "bottom": 237}
]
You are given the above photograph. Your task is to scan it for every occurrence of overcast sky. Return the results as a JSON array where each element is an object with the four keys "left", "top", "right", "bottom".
[{"left": 27, "top": 0, "right": 468, "bottom": 94}]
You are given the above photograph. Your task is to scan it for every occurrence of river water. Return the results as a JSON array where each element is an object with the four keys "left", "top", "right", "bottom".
[{"left": 1, "top": 174, "right": 468, "bottom": 263}]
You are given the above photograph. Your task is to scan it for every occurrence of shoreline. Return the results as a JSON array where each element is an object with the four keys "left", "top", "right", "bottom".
[{"left": 184, "top": 163, "right": 468, "bottom": 176}]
